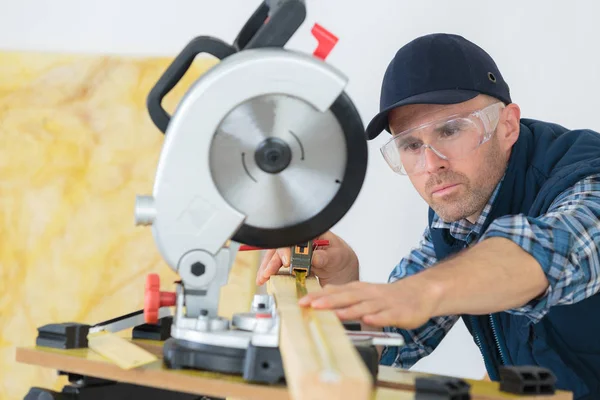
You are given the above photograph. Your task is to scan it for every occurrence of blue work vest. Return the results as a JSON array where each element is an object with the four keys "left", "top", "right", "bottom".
[{"left": 428, "top": 118, "right": 600, "bottom": 400}]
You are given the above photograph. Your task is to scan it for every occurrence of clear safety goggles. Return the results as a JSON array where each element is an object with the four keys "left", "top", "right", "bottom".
[{"left": 380, "top": 102, "right": 505, "bottom": 175}]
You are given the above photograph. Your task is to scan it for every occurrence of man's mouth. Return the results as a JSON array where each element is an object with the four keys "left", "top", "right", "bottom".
[{"left": 431, "top": 183, "right": 460, "bottom": 196}]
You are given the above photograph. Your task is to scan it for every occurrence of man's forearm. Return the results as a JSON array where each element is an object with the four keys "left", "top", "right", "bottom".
[{"left": 416, "top": 237, "right": 549, "bottom": 317}]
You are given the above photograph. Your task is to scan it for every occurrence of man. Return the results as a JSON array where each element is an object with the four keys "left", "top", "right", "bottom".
[{"left": 256, "top": 33, "right": 600, "bottom": 399}]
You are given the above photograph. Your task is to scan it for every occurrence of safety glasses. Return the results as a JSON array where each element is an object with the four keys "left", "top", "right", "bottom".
[{"left": 380, "top": 102, "right": 505, "bottom": 175}]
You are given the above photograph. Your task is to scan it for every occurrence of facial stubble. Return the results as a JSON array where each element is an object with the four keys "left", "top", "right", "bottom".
[{"left": 428, "top": 138, "right": 506, "bottom": 223}]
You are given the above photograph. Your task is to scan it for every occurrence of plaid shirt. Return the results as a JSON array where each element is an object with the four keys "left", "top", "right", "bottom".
[{"left": 381, "top": 172, "right": 600, "bottom": 369}]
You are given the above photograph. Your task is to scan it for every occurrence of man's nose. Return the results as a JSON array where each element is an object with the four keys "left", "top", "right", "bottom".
[{"left": 422, "top": 146, "right": 449, "bottom": 173}]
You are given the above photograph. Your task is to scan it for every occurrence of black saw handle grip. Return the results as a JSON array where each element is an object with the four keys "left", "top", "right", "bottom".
[
  {"left": 233, "top": 0, "right": 306, "bottom": 51},
  {"left": 147, "top": 0, "right": 306, "bottom": 134},
  {"left": 146, "top": 36, "right": 236, "bottom": 134}
]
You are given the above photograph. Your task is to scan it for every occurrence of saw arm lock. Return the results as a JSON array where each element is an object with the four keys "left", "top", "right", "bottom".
[{"left": 133, "top": 0, "right": 370, "bottom": 383}]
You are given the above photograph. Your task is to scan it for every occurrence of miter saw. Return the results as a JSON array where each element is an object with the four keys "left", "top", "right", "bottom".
[
  {"left": 32, "top": 0, "right": 404, "bottom": 392},
  {"left": 130, "top": 0, "right": 408, "bottom": 384}
]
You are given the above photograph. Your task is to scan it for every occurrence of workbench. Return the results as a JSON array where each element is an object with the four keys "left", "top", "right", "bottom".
[{"left": 16, "top": 339, "right": 572, "bottom": 400}]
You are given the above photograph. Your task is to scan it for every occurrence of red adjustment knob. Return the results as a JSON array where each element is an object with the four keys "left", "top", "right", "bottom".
[
  {"left": 144, "top": 273, "right": 176, "bottom": 324},
  {"left": 311, "top": 23, "right": 338, "bottom": 60}
]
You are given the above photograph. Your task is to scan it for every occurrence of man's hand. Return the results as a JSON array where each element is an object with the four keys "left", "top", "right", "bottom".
[
  {"left": 256, "top": 231, "right": 360, "bottom": 287},
  {"left": 297, "top": 237, "right": 549, "bottom": 329},
  {"left": 298, "top": 277, "right": 443, "bottom": 330}
]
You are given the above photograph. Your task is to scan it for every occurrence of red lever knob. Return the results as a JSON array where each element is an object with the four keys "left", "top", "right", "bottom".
[
  {"left": 144, "top": 273, "right": 176, "bottom": 324},
  {"left": 311, "top": 23, "right": 338, "bottom": 60}
]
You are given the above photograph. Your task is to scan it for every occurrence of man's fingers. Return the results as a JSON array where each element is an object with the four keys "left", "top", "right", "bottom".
[
  {"left": 300, "top": 282, "right": 369, "bottom": 307},
  {"left": 255, "top": 246, "right": 295, "bottom": 285},
  {"left": 256, "top": 250, "right": 276, "bottom": 284},
  {"left": 361, "top": 309, "right": 394, "bottom": 327},
  {"left": 256, "top": 250, "right": 284, "bottom": 285},
  {"left": 310, "top": 287, "right": 368, "bottom": 309},
  {"left": 258, "top": 250, "right": 275, "bottom": 272},
  {"left": 268, "top": 253, "right": 285, "bottom": 272},
  {"left": 298, "top": 283, "right": 357, "bottom": 306},
  {"left": 276, "top": 248, "right": 291, "bottom": 267},
  {"left": 322, "top": 283, "right": 342, "bottom": 293},
  {"left": 311, "top": 249, "right": 327, "bottom": 268},
  {"left": 335, "top": 300, "right": 384, "bottom": 321},
  {"left": 298, "top": 292, "right": 326, "bottom": 306}
]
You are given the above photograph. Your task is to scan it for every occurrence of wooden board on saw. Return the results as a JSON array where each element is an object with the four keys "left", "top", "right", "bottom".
[{"left": 266, "top": 273, "right": 374, "bottom": 400}]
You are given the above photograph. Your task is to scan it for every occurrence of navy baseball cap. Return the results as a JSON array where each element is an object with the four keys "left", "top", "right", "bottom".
[{"left": 366, "top": 33, "right": 511, "bottom": 140}]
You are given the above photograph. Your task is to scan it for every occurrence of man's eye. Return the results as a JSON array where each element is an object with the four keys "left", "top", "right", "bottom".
[
  {"left": 439, "top": 125, "right": 462, "bottom": 138},
  {"left": 401, "top": 142, "right": 421, "bottom": 152}
]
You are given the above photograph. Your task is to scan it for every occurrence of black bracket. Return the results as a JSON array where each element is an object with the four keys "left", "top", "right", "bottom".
[
  {"left": 415, "top": 376, "right": 471, "bottom": 400},
  {"left": 499, "top": 365, "right": 557, "bottom": 395},
  {"left": 132, "top": 316, "right": 173, "bottom": 341},
  {"left": 36, "top": 323, "right": 90, "bottom": 349}
]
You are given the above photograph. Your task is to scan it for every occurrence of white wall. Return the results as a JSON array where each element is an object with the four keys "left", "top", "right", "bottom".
[{"left": 2, "top": 0, "right": 599, "bottom": 380}]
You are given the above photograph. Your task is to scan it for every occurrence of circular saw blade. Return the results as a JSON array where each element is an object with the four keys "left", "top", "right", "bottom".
[{"left": 210, "top": 93, "right": 347, "bottom": 230}]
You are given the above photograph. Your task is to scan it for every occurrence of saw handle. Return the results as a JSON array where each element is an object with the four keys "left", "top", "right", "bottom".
[
  {"left": 233, "top": 0, "right": 306, "bottom": 51},
  {"left": 146, "top": 36, "right": 236, "bottom": 134}
]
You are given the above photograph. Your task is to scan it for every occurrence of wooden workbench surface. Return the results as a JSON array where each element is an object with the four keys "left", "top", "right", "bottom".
[
  {"left": 377, "top": 367, "right": 572, "bottom": 400},
  {"left": 16, "top": 340, "right": 571, "bottom": 400},
  {"left": 16, "top": 340, "right": 286, "bottom": 400}
]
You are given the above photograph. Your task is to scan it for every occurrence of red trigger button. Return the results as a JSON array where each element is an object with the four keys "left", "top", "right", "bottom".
[{"left": 311, "top": 23, "right": 338, "bottom": 60}]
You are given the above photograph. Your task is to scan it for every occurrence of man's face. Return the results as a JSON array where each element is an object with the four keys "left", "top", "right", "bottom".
[{"left": 387, "top": 95, "right": 516, "bottom": 223}]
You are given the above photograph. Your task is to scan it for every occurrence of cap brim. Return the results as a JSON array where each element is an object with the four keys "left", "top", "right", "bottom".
[{"left": 365, "top": 89, "right": 480, "bottom": 140}]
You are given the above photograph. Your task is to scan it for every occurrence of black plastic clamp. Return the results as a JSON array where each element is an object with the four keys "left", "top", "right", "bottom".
[
  {"left": 36, "top": 323, "right": 90, "bottom": 349},
  {"left": 415, "top": 376, "right": 471, "bottom": 400},
  {"left": 132, "top": 316, "right": 173, "bottom": 341},
  {"left": 499, "top": 365, "right": 556, "bottom": 395}
]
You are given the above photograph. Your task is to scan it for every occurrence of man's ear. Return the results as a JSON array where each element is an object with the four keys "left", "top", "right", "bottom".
[{"left": 499, "top": 103, "right": 521, "bottom": 148}]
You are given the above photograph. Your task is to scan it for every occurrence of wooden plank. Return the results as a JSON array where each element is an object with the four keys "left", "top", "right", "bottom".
[
  {"left": 267, "top": 273, "right": 373, "bottom": 400},
  {"left": 377, "top": 366, "right": 572, "bottom": 400}
]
